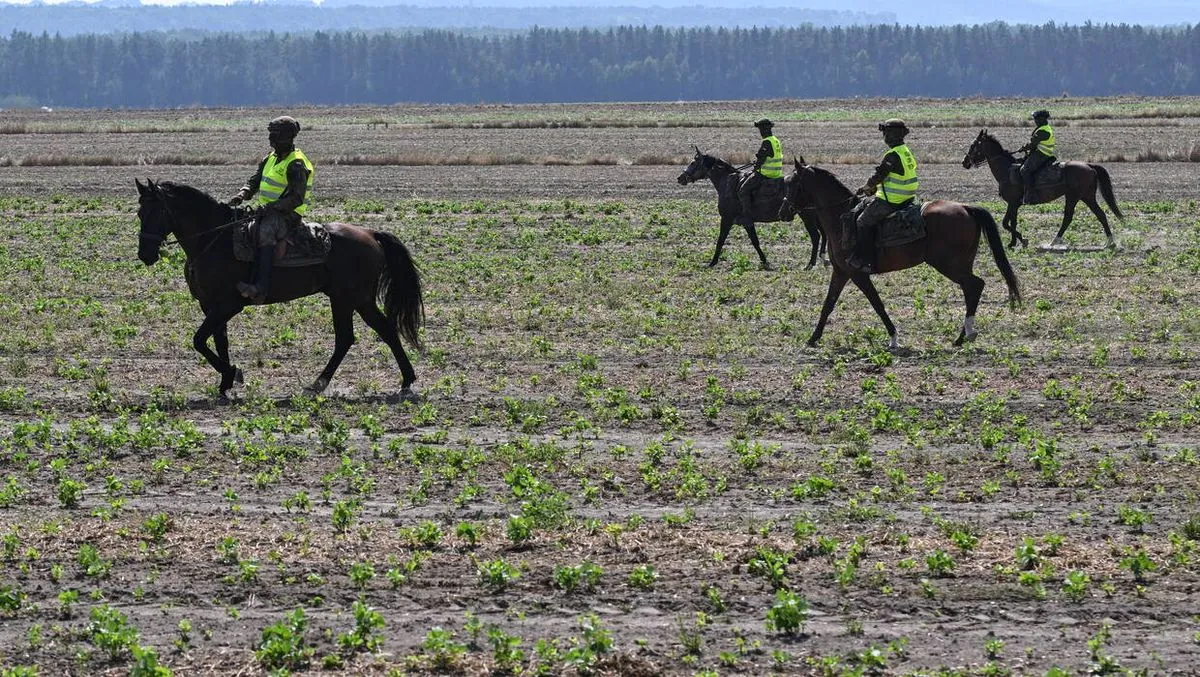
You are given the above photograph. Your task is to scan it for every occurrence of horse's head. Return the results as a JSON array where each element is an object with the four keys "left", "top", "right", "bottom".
[
  {"left": 962, "top": 129, "right": 992, "bottom": 169},
  {"left": 135, "top": 178, "right": 171, "bottom": 265},
  {"left": 779, "top": 157, "right": 812, "bottom": 219},
  {"left": 677, "top": 146, "right": 711, "bottom": 185}
]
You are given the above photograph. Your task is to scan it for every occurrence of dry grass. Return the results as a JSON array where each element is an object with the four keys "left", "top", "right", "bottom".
[{"left": 428, "top": 119, "right": 741, "bottom": 130}]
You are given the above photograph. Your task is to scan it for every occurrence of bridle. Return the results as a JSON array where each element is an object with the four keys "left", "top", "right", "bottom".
[
  {"left": 139, "top": 194, "right": 255, "bottom": 254},
  {"left": 964, "top": 134, "right": 1009, "bottom": 169}
]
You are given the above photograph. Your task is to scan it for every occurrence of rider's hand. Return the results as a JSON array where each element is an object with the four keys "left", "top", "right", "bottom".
[
  {"left": 855, "top": 185, "right": 872, "bottom": 197},
  {"left": 228, "top": 194, "right": 244, "bottom": 207}
]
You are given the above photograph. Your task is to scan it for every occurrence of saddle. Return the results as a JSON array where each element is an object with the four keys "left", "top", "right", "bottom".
[
  {"left": 841, "top": 201, "right": 926, "bottom": 251},
  {"left": 234, "top": 218, "right": 332, "bottom": 267},
  {"left": 735, "top": 172, "right": 792, "bottom": 222},
  {"left": 1009, "top": 160, "right": 1064, "bottom": 187}
]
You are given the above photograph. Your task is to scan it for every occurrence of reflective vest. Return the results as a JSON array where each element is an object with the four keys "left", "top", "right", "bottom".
[
  {"left": 1035, "top": 125, "right": 1056, "bottom": 157},
  {"left": 758, "top": 136, "right": 783, "bottom": 178},
  {"left": 257, "top": 148, "right": 314, "bottom": 215},
  {"left": 876, "top": 144, "right": 918, "bottom": 204}
]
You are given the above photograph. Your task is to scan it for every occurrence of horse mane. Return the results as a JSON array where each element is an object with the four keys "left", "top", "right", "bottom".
[
  {"left": 705, "top": 154, "right": 737, "bottom": 173},
  {"left": 805, "top": 164, "right": 854, "bottom": 201},
  {"left": 980, "top": 131, "right": 1016, "bottom": 163},
  {"left": 158, "top": 181, "right": 222, "bottom": 209}
]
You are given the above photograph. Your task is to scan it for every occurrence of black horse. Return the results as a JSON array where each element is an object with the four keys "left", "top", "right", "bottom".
[
  {"left": 962, "top": 129, "right": 1123, "bottom": 249},
  {"left": 135, "top": 179, "right": 424, "bottom": 399},
  {"left": 677, "top": 148, "right": 825, "bottom": 270}
]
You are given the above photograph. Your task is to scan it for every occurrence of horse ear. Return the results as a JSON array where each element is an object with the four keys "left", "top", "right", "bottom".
[
  {"left": 693, "top": 145, "right": 700, "bottom": 156},
  {"left": 135, "top": 178, "right": 146, "bottom": 195},
  {"left": 794, "top": 156, "right": 805, "bottom": 169}
]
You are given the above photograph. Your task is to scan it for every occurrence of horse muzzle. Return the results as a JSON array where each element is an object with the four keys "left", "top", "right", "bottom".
[
  {"left": 138, "top": 232, "right": 162, "bottom": 265},
  {"left": 677, "top": 172, "right": 692, "bottom": 185}
]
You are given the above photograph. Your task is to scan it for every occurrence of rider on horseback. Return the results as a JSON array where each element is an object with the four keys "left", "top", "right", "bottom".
[
  {"left": 228, "top": 115, "right": 314, "bottom": 304},
  {"left": 1018, "top": 109, "right": 1055, "bottom": 205},
  {"left": 847, "top": 119, "right": 919, "bottom": 275},
  {"left": 737, "top": 119, "right": 784, "bottom": 224}
]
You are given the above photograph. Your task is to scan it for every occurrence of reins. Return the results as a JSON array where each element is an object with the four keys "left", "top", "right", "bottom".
[{"left": 146, "top": 198, "right": 256, "bottom": 253}]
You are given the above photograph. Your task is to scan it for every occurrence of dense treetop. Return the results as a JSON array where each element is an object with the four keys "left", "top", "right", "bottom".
[{"left": 1, "top": 23, "right": 1196, "bottom": 108}]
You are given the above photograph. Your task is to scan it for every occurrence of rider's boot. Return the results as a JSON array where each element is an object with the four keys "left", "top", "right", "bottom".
[
  {"left": 238, "top": 245, "right": 274, "bottom": 304},
  {"left": 1022, "top": 177, "right": 1037, "bottom": 205},
  {"left": 846, "top": 222, "right": 875, "bottom": 274}
]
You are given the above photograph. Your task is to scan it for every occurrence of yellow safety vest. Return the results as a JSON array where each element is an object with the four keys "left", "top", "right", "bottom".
[
  {"left": 876, "top": 144, "right": 918, "bottom": 204},
  {"left": 1035, "top": 125, "right": 1056, "bottom": 157},
  {"left": 759, "top": 136, "right": 783, "bottom": 178},
  {"left": 257, "top": 148, "right": 314, "bottom": 215}
]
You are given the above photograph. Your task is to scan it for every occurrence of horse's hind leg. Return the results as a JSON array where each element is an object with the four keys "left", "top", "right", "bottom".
[
  {"left": 358, "top": 304, "right": 419, "bottom": 400},
  {"left": 1083, "top": 195, "right": 1115, "bottom": 248},
  {"left": 930, "top": 260, "right": 984, "bottom": 346},
  {"left": 709, "top": 217, "right": 733, "bottom": 267},
  {"left": 1052, "top": 196, "right": 1079, "bottom": 246},
  {"left": 744, "top": 224, "right": 771, "bottom": 270},
  {"left": 308, "top": 300, "right": 356, "bottom": 395}
]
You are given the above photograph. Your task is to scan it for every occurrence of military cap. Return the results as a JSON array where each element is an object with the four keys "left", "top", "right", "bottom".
[{"left": 267, "top": 115, "right": 301, "bottom": 137}]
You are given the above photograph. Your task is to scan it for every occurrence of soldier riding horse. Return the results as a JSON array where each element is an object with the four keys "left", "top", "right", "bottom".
[{"left": 962, "top": 129, "right": 1123, "bottom": 249}]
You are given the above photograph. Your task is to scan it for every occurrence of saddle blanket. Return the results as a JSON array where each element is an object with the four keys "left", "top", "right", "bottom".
[
  {"left": 841, "top": 201, "right": 926, "bottom": 251},
  {"left": 734, "top": 173, "right": 791, "bottom": 222},
  {"left": 1009, "top": 161, "right": 1064, "bottom": 187},
  {"left": 234, "top": 220, "right": 332, "bottom": 267}
]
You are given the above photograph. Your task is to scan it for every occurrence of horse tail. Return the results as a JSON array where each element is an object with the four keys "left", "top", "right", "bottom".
[
  {"left": 373, "top": 231, "right": 424, "bottom": 349},
  {"left": 1090, "top": 163, "right": 1124, "bottom": 222},
  {"left": 967, "top": 206, "right": 1021, "bottom": 308}
]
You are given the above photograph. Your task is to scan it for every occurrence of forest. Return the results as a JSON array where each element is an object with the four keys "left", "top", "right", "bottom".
[{"left": 0, "top": 22, "right": 1196, "bottom": 107}]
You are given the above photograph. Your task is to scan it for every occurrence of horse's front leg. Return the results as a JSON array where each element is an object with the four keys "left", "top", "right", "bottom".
[
  {"left": 744, "top": 223, "right": 771, "bottom": 270},
  {"left": 709, "top": 216, "right": 734, "bottom": 267},
  {"left": 1003, "top": 201, "right": 1026, "bottom": 249},
  {"left": 193, "top": 308, "right": 244, "bottom": 398}
]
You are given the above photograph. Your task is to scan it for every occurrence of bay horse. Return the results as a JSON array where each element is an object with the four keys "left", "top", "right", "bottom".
[
  {"left": 962, "top": 129, "right": 1123, "bottom": 248},
  {"left": 779, "top": 159, "right": 1020, "bottom": 349},
  {"left": 677, "top": 148, "right": 825, "bottom": 270},
  {"left": 135, "top": 179, "right": 423, "bottom": 400}
]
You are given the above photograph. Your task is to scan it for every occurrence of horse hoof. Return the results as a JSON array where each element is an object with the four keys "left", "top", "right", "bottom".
[
  {"left": 234, "top": 368, "right": 244, "bottom": 385},
  {"left": 954, "top": 330, "right": 979, "bottom": 347},
  {"left": 760, "top": 263, "right": 773, "bottom": 271},
  {"left": 305, "top": 377, "right": 330, "bottom": 395},
  {"left": 399, "top": 387, "right": 421, "bottom": 403},
  {"left": 1105, "top": 238, "right": 1116, "bottom": 250}
]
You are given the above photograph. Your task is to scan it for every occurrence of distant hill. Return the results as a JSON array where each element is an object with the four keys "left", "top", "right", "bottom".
[{"left": 0, "top": 4, "right": 893, "bottom": 36}]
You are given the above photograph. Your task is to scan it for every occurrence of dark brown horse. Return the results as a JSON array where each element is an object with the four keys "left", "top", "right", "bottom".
[
  {"left": 135, "top": 179, "right": 423, "bottom": 399},
  {"left": 962, "top": 129, "right": 1123, "bottom": 248},
  {"left": 677, "top": 149, "right": 825, "bottom": 270},
  {"left": 780, "top": 159, "right": 1020, "bottom": 349}
]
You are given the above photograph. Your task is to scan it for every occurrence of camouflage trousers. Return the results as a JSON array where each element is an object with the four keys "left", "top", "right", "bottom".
[{"left": 251, "top": 210, "right": 300, "bottom": 247}]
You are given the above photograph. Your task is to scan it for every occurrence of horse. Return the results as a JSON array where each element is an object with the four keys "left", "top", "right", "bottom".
[
  {"left": 677, "top": 148, "right": 825, "bottom": 270},
  {"left": 779, "top": 159, "right": 1021, "bottom": 350},
  {"left": 961, "top": 129, "right": 1123, "bottom": 249},
  {"left": 135, "top": 179, "right": 424, "bottom": 400}
]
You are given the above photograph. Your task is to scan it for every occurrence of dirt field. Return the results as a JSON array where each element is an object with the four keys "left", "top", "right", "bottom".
[{"left": 1, "top": 98, "right": 1199, "bottom": 675}]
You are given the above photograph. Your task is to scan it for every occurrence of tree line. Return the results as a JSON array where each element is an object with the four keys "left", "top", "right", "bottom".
[
  {"left": 1, "top": 23, "right": 1196, "bottom": 108},
  {"left": 0, "top": 5, "right": 892, "bottom": 37}
]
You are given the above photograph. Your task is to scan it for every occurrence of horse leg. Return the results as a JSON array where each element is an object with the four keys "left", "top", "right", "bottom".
[
  {"left": 358, "top": 303, "right": 419, "bottom": 401},
  {"left": 192, "top": 308, "right": 243, "bottom": 398},
  {"left": 807, "top": 268, "right": 849, "bottom": 347},
  {"left": 709, "top": 216, "right": 733, "bottom": 267},
  {"left": 1052, "top": 196, "right": 1078, "bottom": 246},
  {"left": 1083, "top": 196, "right": 1116, "bottom": 248},
  {"left": 744, "top": 224, "right": 771, "bottom": 270},
  {"left": 804, "top": 215, "right": 820, "bottom": 270},
  {"left": 1004, "top": 201, "right": 1026, "bottom": 249},
  {"left": 850, "top": 274, "right": 900, "bottom": 351},
  {"left": 307, "top": 300, "right": 355, "bottom": 395}
]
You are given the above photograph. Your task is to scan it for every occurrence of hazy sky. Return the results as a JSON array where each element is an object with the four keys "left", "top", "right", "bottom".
[{"left": 0, "top": 0, "right": 1194, "bottom": 25}]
